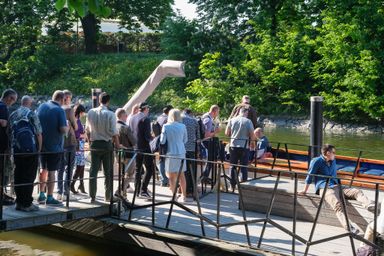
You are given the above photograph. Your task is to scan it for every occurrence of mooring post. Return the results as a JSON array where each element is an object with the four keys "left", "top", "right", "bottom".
[
  {"left": 310, "top": 96, "right": 323, "bottom": 159},
  {"left": 91, "top": 88, "right": 102, "bottom": 108}
]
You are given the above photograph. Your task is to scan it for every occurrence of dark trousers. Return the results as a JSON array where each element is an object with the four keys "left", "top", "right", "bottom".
[
  {"left": 230, "top": 147, "right": 249, "bottom": 186},
  {"left": 202, "top": 139, "right": 217, "bottom": 178},
  {"left": 57, "top": 146, "right": 76, "bottom": 195},
  {"left": 89, "top": 140, "right": 113, "bottom": 200},
  {"left": 185, "top": 151, "right": 196, "bottom": 194},
  {"left": 135, "top": 149, "right": 154, "bottom": 193},
  {"left": 14, "top": 155, "right": 38, "bottom": 207}
]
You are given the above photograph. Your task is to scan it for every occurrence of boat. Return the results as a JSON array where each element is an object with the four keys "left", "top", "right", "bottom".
[{"left": 240, "top": 147, "right": 384, "bottom": 189}]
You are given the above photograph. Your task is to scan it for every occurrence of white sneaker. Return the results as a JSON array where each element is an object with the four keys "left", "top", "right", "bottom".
[
  {"left": 366, "top": 203, "right": 376, "bottom": 212},
  {"left": 56, "top": 194, "right": 63, "bottom": 201},
  {"left": 178, "top": 196, "right": 193, "bottom": 203},
  {"left": 349, "top": 225, "right": 360, "bottom": 235}
]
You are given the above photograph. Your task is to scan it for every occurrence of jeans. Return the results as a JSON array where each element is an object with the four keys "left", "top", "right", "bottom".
[
  {"left": 14, "top": 155, "right": 38, "bottom": 207},
  {"left": 229, "top": 147, "right": 249, "bottom": 186},
  {"left": 89, "top": 141, "right": 114, "bottom": 200},
  {"left": 57, "top": 146, "right": 76, "bottom": 195},
  {"left": 159, "top": 157, "right": 168, "bottom": 185}
]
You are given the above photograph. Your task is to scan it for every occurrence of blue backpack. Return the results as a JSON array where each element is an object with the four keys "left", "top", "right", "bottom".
[{"left": 12, "top": 111, "right": 37, "bottom": 153}]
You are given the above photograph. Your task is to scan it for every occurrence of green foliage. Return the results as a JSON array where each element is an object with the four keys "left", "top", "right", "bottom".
[
  {"left": 183, "top": 0, "right": 384, "bottom": 124},
  {"left": 55, "top": 0, "right": 111, "bottom": 18},
  {"left": 35, "top": 53, "right": 183, "bottom": 108}
]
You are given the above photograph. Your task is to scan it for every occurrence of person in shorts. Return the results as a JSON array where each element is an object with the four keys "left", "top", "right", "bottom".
[{"left": 37, "top": 90, "right": 68, "bottom": 205}]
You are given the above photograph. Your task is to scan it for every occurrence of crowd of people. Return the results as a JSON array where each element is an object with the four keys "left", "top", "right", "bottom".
[{"left": 0, "top": 88, "right": 268, "bottom": 211}]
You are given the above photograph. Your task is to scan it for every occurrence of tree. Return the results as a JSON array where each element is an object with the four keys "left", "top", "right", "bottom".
[{"left": 56, "top": 0, "right": 174, "bottom": 54}]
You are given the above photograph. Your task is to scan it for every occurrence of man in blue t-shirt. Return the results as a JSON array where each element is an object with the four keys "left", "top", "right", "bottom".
[
  {"left": 37, "top": 90, "right": 68, "bottom": 205},
  {"left": 299, "top": 144, "right": 374, "bottom": 234}
]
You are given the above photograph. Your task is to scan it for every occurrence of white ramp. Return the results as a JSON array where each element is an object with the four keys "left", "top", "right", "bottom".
[{"left": 123, "top": 60, "right": 186, "bottom": 113}]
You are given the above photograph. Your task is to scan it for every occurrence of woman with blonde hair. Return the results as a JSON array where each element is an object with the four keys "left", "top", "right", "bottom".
[{"left": 160, "top": 109, "right": 191, "bottom": 202}]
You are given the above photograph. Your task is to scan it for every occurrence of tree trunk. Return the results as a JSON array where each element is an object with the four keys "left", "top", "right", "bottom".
[{"left": 80, "top": 13, "right": 98, "bottom": 54}]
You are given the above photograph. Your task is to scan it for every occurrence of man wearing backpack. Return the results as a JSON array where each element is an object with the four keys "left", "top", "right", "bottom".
[{"left": 10, "top": 96, "right": 42, "bottom": 211}]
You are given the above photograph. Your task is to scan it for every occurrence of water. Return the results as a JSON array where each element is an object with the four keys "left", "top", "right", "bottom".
[
  {"left": 219, "top": 127, "right": 384, "bottom": 160},
  {"left": 0, "top": 228, "right": 138, "bottom": 256}
]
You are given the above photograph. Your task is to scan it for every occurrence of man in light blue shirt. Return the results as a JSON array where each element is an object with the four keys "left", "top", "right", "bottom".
[{"left": 299, "top": 144, "right": 374, "bottom": 233}]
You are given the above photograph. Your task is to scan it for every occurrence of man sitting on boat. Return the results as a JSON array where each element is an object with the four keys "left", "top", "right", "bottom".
[
  {"left": 251, "top": 128, "right": 272, "bottom": 160},
  {"left": 299, "top": 144, "right": 375, "bottom": 234}
]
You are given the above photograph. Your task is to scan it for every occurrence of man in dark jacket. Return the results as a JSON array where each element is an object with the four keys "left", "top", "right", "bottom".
[
  {"left": 128, "top": 102, "right": 154, "bottom": 198},
  {"left": 114, "top": 108, "right": 136, "bottom": 198}
]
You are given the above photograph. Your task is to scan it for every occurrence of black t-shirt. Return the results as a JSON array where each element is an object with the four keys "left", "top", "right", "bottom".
[{"left": 0, "top": 101, "right": 9, "bottom": 152}]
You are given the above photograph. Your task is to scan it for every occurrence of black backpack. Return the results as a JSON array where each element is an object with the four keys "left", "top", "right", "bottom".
[
  {"left": 12, "top": 111, "right": 37, "bottom": 153},
  {"left": 151, "top": 121, "right": 162, "bottom": 137},
  {"left": 196, "top": 116, "right": 206, "bottom": 140}
]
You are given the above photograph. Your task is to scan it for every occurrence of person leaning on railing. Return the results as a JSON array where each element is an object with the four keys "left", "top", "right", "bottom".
[{"left": 299, "top": 144, "right": 375, "bottom": 234}]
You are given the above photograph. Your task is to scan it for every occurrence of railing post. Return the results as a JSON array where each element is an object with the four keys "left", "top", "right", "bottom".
[
  {"left": 152, "top": 152, "right": 156, "bottom": 226},
  {"left": 374, "top": 183, "right": 379, "bottom": 246},
  {"left": 166, "top": 158, "right": 184, "bottom": 229},
  {"left": 117, "top": 149, "right": 122, "bottom": 217},
  {"left": 65, "top": 150, "right": 71, "bottom": 208},
  {"left": 304, "top": 178, "right": 329, "bottom": 255},
  {"left": 337, "top": 182, "right": 356, "bottom": 256},
  {"left": 292, "top": 173, "right": 298, "bottom": 255},
  {"left": 0, "top": 153, "right": 4, "bottom": 220},
  {"left": 310, "top": 96, "right": 323, "bottom": 159}
]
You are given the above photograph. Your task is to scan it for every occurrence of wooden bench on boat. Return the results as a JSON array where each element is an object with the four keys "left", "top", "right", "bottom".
[{"left": 239, "top": 176, "right": 377, "bottom": 231}]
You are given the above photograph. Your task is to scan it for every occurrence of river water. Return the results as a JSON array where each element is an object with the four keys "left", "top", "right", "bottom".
[
  {"left": 263, "top": 127, "right": 384, "bottom": 160},
  {"left": 218, "top": 127, "right": 384, "bottom": 160},
  {"left": 0, "top": 228, "right": 134, "bottom": 256},
  {"left": 0, "top": 127, "right": 382, "bottom": 254}
]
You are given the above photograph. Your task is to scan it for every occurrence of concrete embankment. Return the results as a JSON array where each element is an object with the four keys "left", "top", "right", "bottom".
[{"left": 259, "top": 116, "right": 383, "bottom": 134}]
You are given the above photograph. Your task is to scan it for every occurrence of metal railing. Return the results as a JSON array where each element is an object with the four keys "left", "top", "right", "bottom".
[{"left": 0, "top": 140, "right": 383, "bottom": 255}]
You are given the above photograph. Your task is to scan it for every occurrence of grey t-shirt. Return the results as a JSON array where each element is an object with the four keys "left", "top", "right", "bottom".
[{"left": 227, "top": 116, "right": 254, "bottom": 148}]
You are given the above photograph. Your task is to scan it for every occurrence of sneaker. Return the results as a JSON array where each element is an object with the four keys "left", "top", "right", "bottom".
[
  {"left": 140, "top": 190, "right": 152, "bottom": 199},
  {"left": 349, "top": 225, "right": 360, "bottom": 235},
  {"left": 127, "top": 187, "right": 134, "bottom": 193},
  {"left": 37, "top": 193, "right": 47, "bottom": 204},
  {"left": 56, "top": 194, "right": 63, "bottom": 201},
  {"left": 16, "top": 204, "right": 39, "bottom": 212},
  {"left": 178, "top": 196, "right": 193, "bottom": 203},
  {"left": 367, "top": 203, "right": 376, "bottom": 213},
  {"left": 90, "top": 197, "right": 96, "bottom": 203},
  {"left": 200, "top": 176, "right": 212, "bottom": 185},
  {"left": 3, "top": 193, "right": 14, "bottom": 201},
  {"left": 105, "top": 196, "right": 119, "bottom": 203},
  {"left": 46, "top": 197, "right": 63, "bottom": 206}
]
